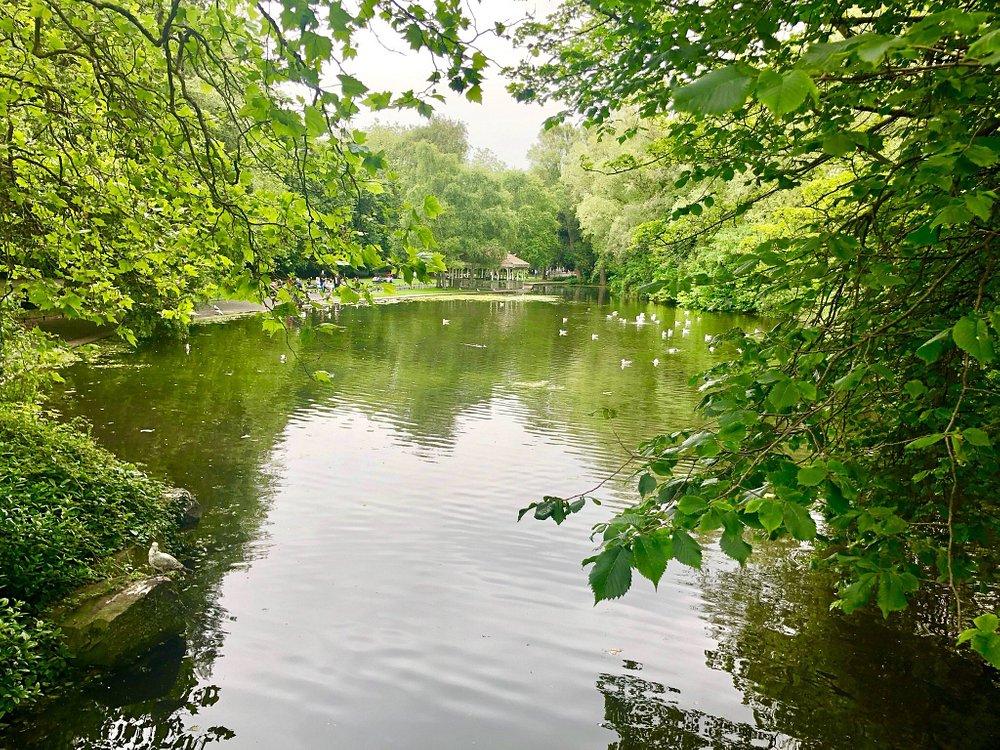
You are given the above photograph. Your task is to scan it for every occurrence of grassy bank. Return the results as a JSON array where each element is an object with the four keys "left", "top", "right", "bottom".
[{"left": 0, "top": 406, "right": 178, "bottom": 719}]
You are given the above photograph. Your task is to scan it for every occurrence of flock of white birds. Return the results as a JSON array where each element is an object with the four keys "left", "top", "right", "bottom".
[{"left": 435, "top": 307, "right": 732, "bottom": 371}]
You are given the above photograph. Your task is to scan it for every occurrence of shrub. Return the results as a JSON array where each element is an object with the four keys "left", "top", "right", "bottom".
[
  {"left": 0, "top": 597, "right": 65, "bottom": 721},
  {"left": 0, "top": 406, "right": 175, "bottom": 606}
]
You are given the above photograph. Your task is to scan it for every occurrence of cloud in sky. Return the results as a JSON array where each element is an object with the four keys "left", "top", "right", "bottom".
[{"left": 345, "top": 1, "right": 562, "bottom": 169}]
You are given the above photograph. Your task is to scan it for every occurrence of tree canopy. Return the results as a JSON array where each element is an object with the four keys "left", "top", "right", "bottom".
[
  {"left": 513, "top": 1, "right": 1000, "bottom": 666},
  {"left": 0, "top": 0, "right": 490, "bottom": 338},
  {"left": 368, "top": 118, "right": 561, "bottom": 271}
]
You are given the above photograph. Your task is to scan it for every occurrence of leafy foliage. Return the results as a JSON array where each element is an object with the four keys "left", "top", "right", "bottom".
[
  {"left": 1, "top": 0, "right": 486, "bottom": 338},
  {"left": 514, "top": 1, "right": 1000, "bottom": 663},
  {"left": 0, "top": 597, "right": 64, "bottom": 720},
  {"left": 0, "top": 406, "right": 176, "bottom": 605},
  {"left": 368, "top": 119, "right": 562, "bottom": 271}
]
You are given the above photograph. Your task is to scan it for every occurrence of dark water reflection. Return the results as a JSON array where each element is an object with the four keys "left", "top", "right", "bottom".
[{"left": 4, "top": 295, "right": 998, "bottom": 749}]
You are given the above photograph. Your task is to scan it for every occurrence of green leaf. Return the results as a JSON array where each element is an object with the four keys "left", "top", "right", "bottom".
[
  {"left": 962, "top": 427, "right": 991, "bottom": 447},
  {"left": 952, "top": 315, "right": 995, "bottom": 363},
  {"left": 304, "top": 105, "right": 326, "bottom": 137},
  {"left": 768, "top": 380, "right": 799, "bottom": 410},
  {"left": 822, "top": 132, "right": 855, "bottom": 157},
  {"left": 423, "top": 194, "right": 442, "bottom": 219},
  {"left": 782, "top": 502, "right": 816, "bottom": 541},
  {"left": 973, "top": 613, "right": 999, "bottom": 633},
  {"left": 638, "top": 472, "right": 657, "bottom": 497},
  {"left": 915, "top": 330, "right": 950, "bottom": 364},
  {"left": 676, "top": 494, "right": 708, "bottom": 515},
  {"left": 632, "top": 531, "right": 672, "bottom": 587},
  {"left": 797, "top": 462, "right": 827, "bottom": 487},
  {"left": 720, "top": 528, "right": 752, "bottom": 564},
  {"left": 757, "top": 500, "right": 784, "bottom": 533},
  {"left": 905, "top": 433, "right": 945, "bottom": 451},
  {"left": 588, "top": 546, "right": 633, "bottom": 602},
  {"left": 338, "top": 74, "right": 368, "bottom": 98},
  {"left": 876, "top": 572, "right": 910, "bottom": 618},
  {"left": 671, "top": 529, "right": 702, "bottom": 569},
  {"left": 673, "top": 66, "right": 753, "bottom": 115},
  {"left": 756, "top": 70, "right": 817, "bottom": 116},
  {"left": 967, "top": 29, "right": 1000, "bottom": 61}
]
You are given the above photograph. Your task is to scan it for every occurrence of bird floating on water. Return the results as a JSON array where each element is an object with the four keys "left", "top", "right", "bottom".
[
  {"left": 667, "top": 329, "right": 674, "bottom": 338},
  {"left": 559, "top": 329, "right": 568, "bottom": 336},
  {"left": 184, "top": 342, "right": 190, "bottom": 355},
  {"left": 591, "top": 333, "right": 599, "bottom": 340},
  {"left": 661, "top": 331, "right": 667, "bottom": 339},
  {"left": 620, "top": 358, "right": 632, "bottom": 368},
  {"left": 279, "top": 354, "right": 286, "bottom": 364},
  {"left": 652, "top": 358, "right": 660, "bottom": 367},
  {"left": 704, "top": 334, "right": 713, "bottom": 343},
  {"left": 674, "top": 321, "right": 681, "bottom": 328},
  {"left": 611, "top": 311, "right": 619, "bottom": 318},
  {"left": 635, "top": 313, "right": 647, "bottom": 325},
  {"left": 149, "top": 542, "right": 185, "bottom": 573},
  {"left": 681, "top": 329, "right": 690, "bottom": 337},
  {"left": 562, "top": 317, "right": 568, "bottom": 324},
  {"left": 709, "top": 346, "right": 716, "bottom": 353},
  {"left": 442, "top": 319, "right": 450, "bottom": 326},
  {"left": 606, "top": 314, "right": 614, "bottom": 320},
  {"left": 666, "top": 347, "right": 680, "bottom": 354}
]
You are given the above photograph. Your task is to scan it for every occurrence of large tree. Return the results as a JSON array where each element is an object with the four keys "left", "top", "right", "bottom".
[
  {"left": 0, "top": 0, "right": 487, "bottom": 340},
  {"left": 513, "top": 2, "right": 1000, "bottom": 665}
]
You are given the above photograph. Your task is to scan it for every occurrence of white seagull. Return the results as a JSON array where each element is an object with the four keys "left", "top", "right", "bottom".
[
  {"left": 620, "top": 358, "right": 632, "bottom": 368},
  {"left": 559, "top": 329, "right": 568, "bottom": 336},
  {"left": 667, "top": 347, "right": 680, "bottom": 354},
  {"left": 562, "top": 317, "right": 568, "bottom": 324},
  {"left": 149, "top": 542, "right": 185, "bottom": 573},
  {"left": 442, "top": 319, "right": 450, "bottom": 326},
  {"left": 667, "top": 329, "right": 674, "bottom": 338},
  {"left": 709, "top": 346, "right": 716, "bottom": 353},
  {"left": 704, "top": 334, "right": 713, "bottom": 343},
  {"left": 279, "top": 354, "right": 286, "bottom": 364},
  {"left": 681, "top": 328, "right": 690, "bottom": 337},
  {"left": 652, "top": 358, "right": 660, "bottom": 367},
  {"left": 591, "top": 333, "right": 599, "bottom": 340}
]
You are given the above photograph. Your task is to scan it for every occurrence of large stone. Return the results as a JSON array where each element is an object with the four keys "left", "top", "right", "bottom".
[
  {"left": 164, "top": 487, "right": 202, "bottom": 528},
  {"left": 53, "top": 575, "right": 185, "bottom": 667}
]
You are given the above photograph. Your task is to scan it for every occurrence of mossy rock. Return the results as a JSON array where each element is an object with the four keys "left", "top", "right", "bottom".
[{"left": 52, "top": 575, "right": 184, "bottom": 667}]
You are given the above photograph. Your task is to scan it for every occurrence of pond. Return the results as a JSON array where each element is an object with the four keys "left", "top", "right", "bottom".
[{"left": 5, "top": 295, "right": 999, "bottom": 749}]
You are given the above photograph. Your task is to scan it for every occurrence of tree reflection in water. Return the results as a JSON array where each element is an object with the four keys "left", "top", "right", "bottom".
[{"left": 598, "top": 672, "right": 791, "bottom": 749}]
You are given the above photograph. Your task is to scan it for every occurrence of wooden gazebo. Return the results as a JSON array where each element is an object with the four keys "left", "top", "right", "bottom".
[{"left": 439, "top": 252, "right": 531, "bottom": 284}]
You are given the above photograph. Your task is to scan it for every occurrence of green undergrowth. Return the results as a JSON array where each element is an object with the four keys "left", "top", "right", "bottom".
[{"left": 0, "top": 405, "right": 178, "bottom": 719}]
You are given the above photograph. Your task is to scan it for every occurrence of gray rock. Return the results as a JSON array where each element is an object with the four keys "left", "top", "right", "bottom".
[
  {"left": 53, "top": 575, "right": 184, "bottom": 667},
  {"left": 164, "top": 487, "right": 202, "bottom": 528}
]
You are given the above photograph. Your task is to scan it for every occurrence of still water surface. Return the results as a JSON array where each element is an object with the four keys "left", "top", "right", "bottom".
[{"left": 6, "top": 294, "right": 1000, "bottom": 749}]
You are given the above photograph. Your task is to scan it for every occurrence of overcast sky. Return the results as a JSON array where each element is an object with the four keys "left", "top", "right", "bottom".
[{"left": 346, "top": 1, "right": 561, "bottom": 169}]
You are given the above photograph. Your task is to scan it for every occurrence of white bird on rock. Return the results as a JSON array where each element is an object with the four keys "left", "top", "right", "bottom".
[
  {"left": 149, "top": 542, "right": 185, "bottom": 573},
  {"left": 559, "top": 329, "right": 568, "bottom": 336}
]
